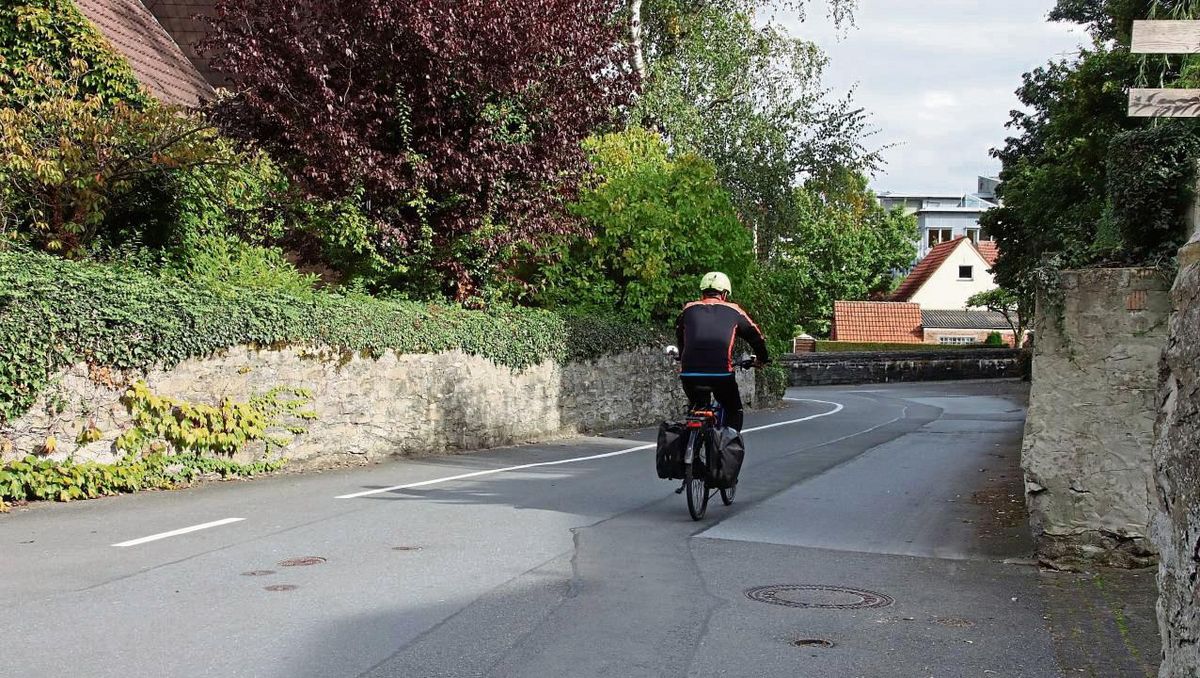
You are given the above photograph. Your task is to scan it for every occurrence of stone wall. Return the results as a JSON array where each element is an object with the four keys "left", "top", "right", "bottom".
[
  {"left": 2, "top": 346, "right": 756, "bottom": 469},
  {"left": 781, "top": 348, "right": 1023, "bottom": 387},
  {"left": 1153, "top": 233, "right": 1200, "bottom": 676},
  {"left": 1023, "top": 268, "right": 1171, "bottom": 569}
]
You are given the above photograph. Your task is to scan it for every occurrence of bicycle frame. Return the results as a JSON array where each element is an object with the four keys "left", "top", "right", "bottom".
[{"left": 682, "top": 398, "right": 722, "bottom": 471}]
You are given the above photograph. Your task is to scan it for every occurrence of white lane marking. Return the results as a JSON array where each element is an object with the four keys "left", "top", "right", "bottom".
[
  {"left": 335, "top": 399, "right": 845, "bottom": 499},
  {"left": 112, "top": 518, "right": 245, "bottom": 547}
]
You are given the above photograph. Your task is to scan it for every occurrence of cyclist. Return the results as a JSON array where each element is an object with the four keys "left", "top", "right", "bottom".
[{"left": 674, "top": 272, "right": 769, "bottom": 432}]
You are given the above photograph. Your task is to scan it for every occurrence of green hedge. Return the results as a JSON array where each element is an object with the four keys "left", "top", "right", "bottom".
[
  {"left": 0, "top": 250, "right": 665, "bottom": 424},
  {"left": 813, "top": 341, "right": 996, "bottom": 353}
]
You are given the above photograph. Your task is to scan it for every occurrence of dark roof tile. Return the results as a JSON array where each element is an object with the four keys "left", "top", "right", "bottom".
[
  {"left": 921, "top": 309, "right": 1014, "bottom": 330},
  {"left": 75, "top": 0, "right": 213, "bottom": 107}
]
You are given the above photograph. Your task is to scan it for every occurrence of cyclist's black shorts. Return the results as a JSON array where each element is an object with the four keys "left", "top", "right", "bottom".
[{"left": 680, "top": 375, "right": 743, "bottom": 432}]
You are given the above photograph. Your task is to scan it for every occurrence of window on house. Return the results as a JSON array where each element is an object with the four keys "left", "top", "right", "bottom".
[
  {"left": 927, "top": 229, "right": 953, "bottom": 248},
  {"left": 959, "top": 265, "right": 974, "bottom": 280},
  {"left": 966, "top": 228, "right": 980, "bottom": 244},
  {"left": 939, "top": 335, "right": 978, "bottom": 345}
]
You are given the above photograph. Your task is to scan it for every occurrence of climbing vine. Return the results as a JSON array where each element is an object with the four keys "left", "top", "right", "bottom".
[
  {"left": 115, "top": 381, "right": 316, "bottom": 457},
  {"left": 0, "top": 382, "right": 314, "bottom": 511}
]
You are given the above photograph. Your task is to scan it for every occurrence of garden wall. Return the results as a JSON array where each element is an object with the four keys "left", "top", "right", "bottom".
[
  {"left": 780, "top": 348, "right": 1023, "bottom": 386},
  {"left": 2, "top": 346, "right": 756, "bottom": 469},
  {"left": 1022, "top": 268, "right": 1171, "bottom": 569},
  {"left": 1153, "top": 232, "right": 1200, "bottom": 676}
]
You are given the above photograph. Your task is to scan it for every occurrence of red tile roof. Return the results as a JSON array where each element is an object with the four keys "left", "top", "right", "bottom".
[
  {"left": 831, "top": 301, "right": 924, "bottom": 343},
  {"left": 75, "top": 0, "right": 213, "bottom": 107},
  {"left": 890, "top": 237, "right": 967, "bottom": 302},
  {"left": 974, "top": 240, "right": 999, "bottom": 267}
]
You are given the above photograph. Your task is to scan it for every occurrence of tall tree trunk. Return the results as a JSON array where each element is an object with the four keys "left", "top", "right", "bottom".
[{"left": 630, "top": 0, "right": 647, "bottom": 84}]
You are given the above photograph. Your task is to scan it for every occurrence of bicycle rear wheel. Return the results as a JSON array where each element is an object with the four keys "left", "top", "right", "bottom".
[{"left": 685, "top": 431, "right": 709, "bottom": 520}]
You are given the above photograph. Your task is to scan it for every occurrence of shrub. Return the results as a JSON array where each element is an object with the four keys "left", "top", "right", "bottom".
[
  {"left": 984, "top": 331, "right": 1005, "bottom": 346},
  {"left": 168, "top": 235, "right": 319, "bottom": 296},
  {"left": 206, "top": 0, "right": 635, "bottom": 299},
  {"left": 814, "top": 341, "right": 988, "bottom": 352},
  {"left": 1104, "top": 122, "right": 1200, "bottom": 262},
  {"left": 536, "top": 128, "right": 753, "bottom": 323},
  {"left": 0, "top": 452, "right": 285, "bottom": 508},
  {"left": 0, "top": 73, "right": 225, "bottom": 254}
]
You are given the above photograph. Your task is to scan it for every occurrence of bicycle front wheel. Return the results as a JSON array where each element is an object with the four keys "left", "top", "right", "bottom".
[{"left": 685, "top": 431, "right": 709, "bottom": 521}]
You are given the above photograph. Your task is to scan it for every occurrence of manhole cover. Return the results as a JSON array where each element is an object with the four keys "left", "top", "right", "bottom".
[
  {"left": 792, "top": 638, "right": 835, "bottom": 649},
  {"left": 279, "top": 556, "right": 326, "bottom": 567},
  {"left": 241, "top": 570, "right": 276, "bottom": 577},
  {"left": 264, "top": 584, "right": 298, "bottom": 592},
  {"left": 745, "top": 585, "right": 894, "bottom": 610},
  {"left": 392, "top": 546, "right": 422, "bottom": 552}
]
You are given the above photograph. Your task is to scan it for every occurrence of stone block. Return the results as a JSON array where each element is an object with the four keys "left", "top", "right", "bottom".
[{"left": 1023, "top": 268, "right": 1169, "bottom": 569}]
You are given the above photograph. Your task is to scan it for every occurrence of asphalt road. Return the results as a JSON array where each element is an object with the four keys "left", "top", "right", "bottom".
[{"left": 0, "top": 380, "right": 1056, "bottom": 678}]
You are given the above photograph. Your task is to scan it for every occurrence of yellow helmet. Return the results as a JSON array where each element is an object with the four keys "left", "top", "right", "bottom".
[{"left": 699, "top": 271, "right": 732, "bottom": 295}]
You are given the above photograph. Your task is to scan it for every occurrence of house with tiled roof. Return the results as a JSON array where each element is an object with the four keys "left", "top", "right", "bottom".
[
  {"left": 72, "top": 0, "right": 215, "bottom": 107},
  {"left": 890, "top": 236, "right": 996, "bottom": 311},
  {"left": 827, "top": 237, "right": 1025, "bottom": 347}
]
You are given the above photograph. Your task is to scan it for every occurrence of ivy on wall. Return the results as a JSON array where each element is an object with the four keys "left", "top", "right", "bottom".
[
  {"left": 0, "top": 249, "right": 665, "bottom": 425},
  {"left": 0, "top": 0, "right": 147, "bottom": 108},
  {"left": 0, "top": 382, "right": 311, "bottom": 510}
]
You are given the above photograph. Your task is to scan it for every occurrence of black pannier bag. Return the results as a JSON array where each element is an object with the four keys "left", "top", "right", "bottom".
[
  {"left": 709, "top": 427, "right": 745, "bottom": 489},
  {"left": 656, "top": 421, "right": 687, "bottom": 479}
]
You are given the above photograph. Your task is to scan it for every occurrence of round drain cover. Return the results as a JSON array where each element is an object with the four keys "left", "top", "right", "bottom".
[
  {"left": 241, "top": 570, "right": 276, "bottom": 577},
  {"left": 793, "top": 638, "right": 835, "bottom": 648},
  {"left": 264, "top": 584, "right": 298, "bottom": 592},
  {"left": 746, "top": 584, "right": 894, "bottom": 610},
  {"left": 279, "top": 556, "right": 326, "bottom": 567},
  {"left": 392, "top": 546, "right": 422, "bottom": 552}
]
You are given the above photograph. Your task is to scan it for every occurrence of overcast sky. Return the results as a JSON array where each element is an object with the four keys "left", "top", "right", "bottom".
[{"left": 779, "top": 0, "right": 1088, "bottom": 195}]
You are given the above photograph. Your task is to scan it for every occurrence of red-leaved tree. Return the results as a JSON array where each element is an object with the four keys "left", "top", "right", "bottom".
[{"left": 204, "top": 0, "right": 634, "bottom": 299}]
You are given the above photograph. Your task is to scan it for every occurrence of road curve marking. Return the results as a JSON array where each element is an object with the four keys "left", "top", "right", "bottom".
[
  {"left": 334, "top": 399, "right": 845, "bottom": 499},
  {"left": 112, "top": 517, "right": 245, "bottom": 547}
]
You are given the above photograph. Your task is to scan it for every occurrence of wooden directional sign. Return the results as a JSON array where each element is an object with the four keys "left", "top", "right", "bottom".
[
  {"left": 1129, "top": 20, "right": 1200, "bottom": 117},
  {"left": 1131, "top": 20, "right": 1200, "bottom": 53},
  {"left": 1129, "top": 88, "right": 1200, "bottom": 117}
]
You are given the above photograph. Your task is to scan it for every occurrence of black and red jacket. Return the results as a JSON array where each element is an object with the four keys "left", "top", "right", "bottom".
[{"left": 674, "top": 297, "right": 769, "bottom": 376}]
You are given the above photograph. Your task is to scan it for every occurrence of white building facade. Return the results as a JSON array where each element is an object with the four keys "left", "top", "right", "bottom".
[{"left": 878, "top": 177, "right": 1000, "bottom": 260}]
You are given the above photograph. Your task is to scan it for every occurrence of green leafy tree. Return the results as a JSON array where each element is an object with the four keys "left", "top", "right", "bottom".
[
  {"left": 966, "top": 288, "right": 1027, "bottom": 344},
  {"left": 633, "top": 2, "right": 879, "bottom": 260},
  {"left": 766, "top": 175, "right": 917, "bottom": 336},
  {"left": 984, "top": 0, "right": 1200, "bottom": 311},
  {"left": 534, "top": 128, "right": 753, "bottom": 322}
]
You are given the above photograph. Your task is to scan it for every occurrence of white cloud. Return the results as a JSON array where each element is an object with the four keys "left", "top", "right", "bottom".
[{"left": 776, "top": 0, "right": 1088, "bottom": 194}]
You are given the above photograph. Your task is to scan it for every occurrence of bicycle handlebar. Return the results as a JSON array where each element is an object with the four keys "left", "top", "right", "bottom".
[{"left": 664, "top": 345, "right": 766, "bottom": 370}]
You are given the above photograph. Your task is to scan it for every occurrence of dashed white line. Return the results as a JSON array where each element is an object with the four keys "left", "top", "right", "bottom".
[
  {"left": 335, "top": 399, "right": 846, "bottom": 499},
  {"left": 112, "top": 518, "right": 245, "bottom": 547}
]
